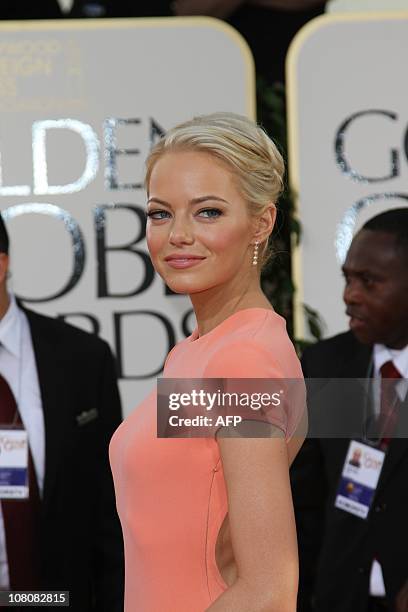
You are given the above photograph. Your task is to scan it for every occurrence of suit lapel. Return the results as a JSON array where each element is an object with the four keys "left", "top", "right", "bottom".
[
  {"left": 377, "top": 394, "right": 408, "bottom": 495},
  {"left": 339, "top": 340, "right": 372, "bottom": 438},
  {"left": 339, "top": 338, "right": 372, "bottom": 378},
  {"left": 24, "top": 309, "right": 71, "bottom": 514}
]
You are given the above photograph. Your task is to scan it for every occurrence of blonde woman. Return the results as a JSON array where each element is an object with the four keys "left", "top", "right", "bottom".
[{"left": 110, "top": 113, "right": 306, "bottom": 612}]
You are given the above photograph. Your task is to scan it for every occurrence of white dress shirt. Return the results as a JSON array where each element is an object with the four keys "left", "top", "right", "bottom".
[
  {"left": 0, "top": 295, "right": 45, "bottom": 588},
  {"left": 369, "top": 343, "right": 408, "bottom": 598}
]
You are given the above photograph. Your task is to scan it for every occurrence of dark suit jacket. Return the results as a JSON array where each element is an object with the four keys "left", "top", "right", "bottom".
[
  {"left": 290, "top": 331, "right": 408, "bottom": 612},
  {"left": 22, "top": 306, "right": 124, "bottom": 612},
  {"left": 0, "top": 2, "right": 62, "bottom": 19}
]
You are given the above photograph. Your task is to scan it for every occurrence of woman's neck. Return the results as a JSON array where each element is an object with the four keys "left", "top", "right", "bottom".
[{"left": 190, "top": 278, "right": 271, "bottom": 337}]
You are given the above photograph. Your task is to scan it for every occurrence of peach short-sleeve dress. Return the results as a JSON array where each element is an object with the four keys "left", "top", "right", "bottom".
[{"left": 109, "top": 308, "right": 304, "bottom": 612}]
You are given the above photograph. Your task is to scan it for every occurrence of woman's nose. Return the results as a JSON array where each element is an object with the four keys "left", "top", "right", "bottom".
[{"left": 169, "top": 217, "right": 194, "bottom": 246}]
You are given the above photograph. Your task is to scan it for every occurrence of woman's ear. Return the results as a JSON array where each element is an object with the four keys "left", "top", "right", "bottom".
[{"left": 253, "top": 204, "right": 276, "bottom": 244}]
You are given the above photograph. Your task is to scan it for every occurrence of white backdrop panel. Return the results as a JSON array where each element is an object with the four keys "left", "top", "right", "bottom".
[
  {"left": 0, "top": 17, "right": 255, "bottom": 415},
  {"left": 287, "top": 12, "right": 408, "bottom": 338}
]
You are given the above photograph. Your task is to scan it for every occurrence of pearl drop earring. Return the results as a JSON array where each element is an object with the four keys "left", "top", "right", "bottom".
[{"left": 252, "top": 241, "right": 259, "bottom": 266}]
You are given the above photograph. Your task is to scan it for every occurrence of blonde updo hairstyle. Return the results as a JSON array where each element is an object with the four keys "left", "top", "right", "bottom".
[{"left": 145, "top": 112, "right": 285, "bottom": 268}]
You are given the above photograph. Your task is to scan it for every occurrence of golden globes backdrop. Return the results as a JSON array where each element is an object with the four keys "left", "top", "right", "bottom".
[
  {"left": 0, "top": 18, "right": 255, "bottom": 415},
  {"left": 287, "top": 12, "right": 408, "bottom": 338}
]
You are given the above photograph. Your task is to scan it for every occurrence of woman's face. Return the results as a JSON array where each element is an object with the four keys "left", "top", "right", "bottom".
[{"left": 146, "top": 150, "right": 257, "bottom": 295}]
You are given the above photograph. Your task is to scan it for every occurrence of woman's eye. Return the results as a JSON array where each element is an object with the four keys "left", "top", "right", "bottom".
[
  {"left": 198, "top": 208, "right": 222, "bottom": 219},
  {"left": 146, "top": 210, "right": 170, "bottom": 220}
]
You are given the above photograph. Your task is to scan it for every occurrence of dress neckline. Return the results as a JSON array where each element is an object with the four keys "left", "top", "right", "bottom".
[{"left": 189, "top": 307, "right": 276, "bottom": 343}]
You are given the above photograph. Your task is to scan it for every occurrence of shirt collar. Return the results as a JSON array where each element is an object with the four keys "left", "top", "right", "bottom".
[
  {"left": 0, "top": 294, "right": 22, "bottom": 359},
  {"left": 373, "top": 343, "right": 408, "bottom": 379}
]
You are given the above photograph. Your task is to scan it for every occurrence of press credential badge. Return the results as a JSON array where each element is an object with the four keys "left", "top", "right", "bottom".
[
  {"left": 335, "top": 440, "right": 385, "bottom": 519},
  {"left": 0, "top": 429, "right": 29, "bottom": 499}
]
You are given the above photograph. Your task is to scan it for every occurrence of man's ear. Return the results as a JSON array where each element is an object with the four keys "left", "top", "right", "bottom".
[
  {"left": 253, "top": 204, "right": 276, "bottom": 244},
  {"left": 0, "top": 253, "right": 9, "bottom": 286}
]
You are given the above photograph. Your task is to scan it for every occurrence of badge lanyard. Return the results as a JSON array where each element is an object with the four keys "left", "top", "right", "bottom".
[
  {"left": 2, "top": 328, "right": 25, "bottom": 430},
  {"left": 361, "top": 357, "right": 400, "bottom": 450},
  {"left": 0, "top": 325, "right": 30, "bottom": 499}
]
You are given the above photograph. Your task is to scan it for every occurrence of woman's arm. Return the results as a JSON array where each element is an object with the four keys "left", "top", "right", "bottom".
[{"left": 206, "top": 435, "right": 298, "bottom": 612}]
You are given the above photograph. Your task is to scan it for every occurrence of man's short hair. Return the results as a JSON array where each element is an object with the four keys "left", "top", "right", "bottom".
[
  {"left": 362, "top": 207, "right": 408, "bottom": 257},
  {"left": 0, "top": 214, "right": 9, "bottom": 255}
]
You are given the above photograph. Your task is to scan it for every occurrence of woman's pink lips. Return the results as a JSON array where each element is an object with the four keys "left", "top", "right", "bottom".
[{"left": 165, "top": 257, "right": 206, "bottom": 269}]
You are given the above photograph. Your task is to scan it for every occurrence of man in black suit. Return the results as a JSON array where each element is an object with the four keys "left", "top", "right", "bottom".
[
  {"left": 0, "top": 214, "right": 124, "bottom": 610},
  {"left": 291, "top": 208, "right": 408, "bottom": 612}
]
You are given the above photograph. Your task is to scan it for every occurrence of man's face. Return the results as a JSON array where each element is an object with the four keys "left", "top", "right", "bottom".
[{"left": 342, "top": 229, "right": 408, "bottom": 348}]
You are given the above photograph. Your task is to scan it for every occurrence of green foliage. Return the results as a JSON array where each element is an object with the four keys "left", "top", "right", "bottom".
[{"left": 256, "top": 76, "right": 324, "bottom": 349}]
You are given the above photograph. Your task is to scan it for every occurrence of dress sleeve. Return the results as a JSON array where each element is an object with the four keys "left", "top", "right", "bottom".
[
  {"left": 203, "top": 339, "right": 283, "bottom": 378},
  {"left": 203, "top": 340, "right": 289, "bottom": 437}
]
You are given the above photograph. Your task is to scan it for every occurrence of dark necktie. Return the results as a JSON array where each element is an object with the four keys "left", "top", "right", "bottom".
[
  {"left": 379, "top": 360, "right": 402, "bottom": 450},
  {"left": 0, "top": 373, "right": 41, "bottom": 589}
]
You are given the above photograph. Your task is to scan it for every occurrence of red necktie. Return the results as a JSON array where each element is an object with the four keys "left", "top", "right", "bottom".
[
  {"left": 379, "top": 360, "right": 402, "bottom": 450},
  {"left": 0, "top": 373, "right": 41, "bottom": 589}
]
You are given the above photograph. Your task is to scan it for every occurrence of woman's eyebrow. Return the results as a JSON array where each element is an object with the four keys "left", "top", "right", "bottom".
[
  {"left": 190, "top": 195, "right": 229, "bottom": 204},
  {"left": 147, "top": 195, "right": 230, "bottom": 206},
  {"left": 147, "top": 197, "right": 171, "bottom": 207}
]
